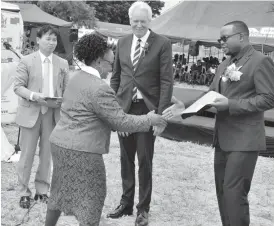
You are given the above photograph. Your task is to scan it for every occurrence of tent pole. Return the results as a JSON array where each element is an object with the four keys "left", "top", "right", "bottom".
[
  {"left": 182, "top": 39, "right": 185, "bottom": 55},
  {"left": 262, "top": 27, "right": 270, "bottom": 54}
]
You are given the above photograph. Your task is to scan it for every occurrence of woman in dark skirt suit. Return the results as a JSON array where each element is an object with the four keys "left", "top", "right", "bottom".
[{"left": 44, "top": 33, "right": 167, "bottom": 226}]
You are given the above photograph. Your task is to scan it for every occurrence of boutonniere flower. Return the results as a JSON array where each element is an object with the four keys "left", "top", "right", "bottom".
[
  {"left": 142, "top": 42, "right": 149, "bottom": 56},
  {"left": 58, "top": 68, "right": 69, "bottom": 90},
  {"left": 59, "top": 68, "right": 68, "bottom": 77},
  {"left": 222, "top": 63, "right": 243, "bottom": 82}
]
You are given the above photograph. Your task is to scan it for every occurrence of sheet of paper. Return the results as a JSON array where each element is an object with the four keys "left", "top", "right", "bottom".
[{"left": 181, "top": 91, "right": 225, "bottom": 117}]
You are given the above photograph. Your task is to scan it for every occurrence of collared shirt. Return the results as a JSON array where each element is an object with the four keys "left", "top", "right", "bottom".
[
  {"left": 30, "top": 51, "right": 54, "bottom": 100},
  {"left": 130, "top": 30, "right": 150, "bottom": 62},
  {"left": 130, "top": 30, "right": 151, "bottom": 99},
  {"left": 39, "top": 51, "right": 54, "bottom": 97},
  {"left": 230, "top": 44, "right": 252, "bottom": 64},
  {"left": 220, "top": 45, "right": 253, "bottom": 92},
  {"left": 81, "top": 65, "right": 101, "bottom": 78}
]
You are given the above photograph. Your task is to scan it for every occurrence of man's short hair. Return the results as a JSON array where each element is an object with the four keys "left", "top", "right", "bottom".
[
  {"left": 128, "top": 1, "right": 153, "bottom": 21},
  {"left": 224, "top": 21, "right": 249, "bottom": 36},
  {"left": 37, "top": 25, "right": 59, "bottom": 38}
]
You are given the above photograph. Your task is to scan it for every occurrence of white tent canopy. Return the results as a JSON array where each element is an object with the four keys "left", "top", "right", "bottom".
[{"left": 151, "top": 1, "right": 274, "bottom": 46}]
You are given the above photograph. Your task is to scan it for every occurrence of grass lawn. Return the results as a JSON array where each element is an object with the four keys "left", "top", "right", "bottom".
[{"left": 1, "top": 123, "right": 274, "bottom": 226}]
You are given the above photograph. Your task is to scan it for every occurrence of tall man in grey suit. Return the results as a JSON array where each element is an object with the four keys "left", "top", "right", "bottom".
[
  {"left": 108, "top": 2, "right": 173, "bottom": 225},
  {"left": 13, "top": 25, "right": 69, "bottom": 209},
  {"left": 163, "top": 21, "right": 274, "bottom": 226}
]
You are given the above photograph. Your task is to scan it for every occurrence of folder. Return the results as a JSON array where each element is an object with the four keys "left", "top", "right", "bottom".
[{"left": 180, "top": 91, "right": 225, "bottom": 119}]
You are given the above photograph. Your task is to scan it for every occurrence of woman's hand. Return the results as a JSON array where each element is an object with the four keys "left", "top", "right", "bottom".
[{"left": 147, "top": 110, "right": 167, "bottom": 128}]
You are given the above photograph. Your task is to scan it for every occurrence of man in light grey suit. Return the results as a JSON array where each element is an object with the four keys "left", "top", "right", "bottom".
[
  {"left": 164, "top": 21, "right": 274, "bottom": 226},
  {"left": 13, "top": 25, "right": 69, "bottom": 209}
]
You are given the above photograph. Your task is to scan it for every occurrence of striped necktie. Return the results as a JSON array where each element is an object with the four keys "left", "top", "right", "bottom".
[
  {"left": 132, "top": 39, "right": 141, "bottom": 101},
  {"left": 132, "top": 39, "right": 141, "bottom": 71}
]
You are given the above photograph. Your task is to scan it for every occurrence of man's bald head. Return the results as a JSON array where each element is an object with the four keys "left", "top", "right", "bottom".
[{"left": 224, "top": 21, "right": 249, "bottom": 36}]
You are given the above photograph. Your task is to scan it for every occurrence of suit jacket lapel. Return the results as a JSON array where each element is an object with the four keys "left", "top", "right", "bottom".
[
  {"left": 126, "top": 35, "right": 134, "bottom": 70},
  {"left": 52, "top": 54, "right": 59, "bottom": 93},
  {"left": 34, "top": 51, "right": 43, "bottom": 91},
  {"left": 133, "top": 30, "right": 156, "bottom": 76},
  {"left": 216, "top": 58, "right": 231, "bottom": 93},
  {"left": 223, "top": 47, "right": 254, "bottom": 94},
  {"left": 235, "top": 47, "right": 254, "bottom": 71}
]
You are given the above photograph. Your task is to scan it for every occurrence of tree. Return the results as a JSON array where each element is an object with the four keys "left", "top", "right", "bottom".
[
  {"left": 37, "top": 1, "right": 96, "bottom": 28},
  {"left": 87, "top": 1, "right": 165, "bottom": 25},
  {"left": 9, "top": 1, "right": 96, "bottom": 28}
]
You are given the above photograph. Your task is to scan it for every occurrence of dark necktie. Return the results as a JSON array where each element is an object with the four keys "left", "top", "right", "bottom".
[{"left": 132, "top": 39, "right": 141, "bottom": 101}]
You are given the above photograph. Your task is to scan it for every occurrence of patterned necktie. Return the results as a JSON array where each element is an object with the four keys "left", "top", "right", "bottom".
[
  {"left": 132, "top": 39, "right": 141, "bottom": 101},
  {"left": 41, "top": 58, "right": 50, "bottom": 114}
]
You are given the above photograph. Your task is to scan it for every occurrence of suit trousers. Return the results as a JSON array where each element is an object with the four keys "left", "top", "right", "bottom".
[
  {"left": 17, "top": 108, "right": 55, "bottom": 196},
  {"left": 119, "top": 100, "right": 155, "bottom": 213},
  {"left": 214, "top": 147, "right": 259, "bottom": 226}
]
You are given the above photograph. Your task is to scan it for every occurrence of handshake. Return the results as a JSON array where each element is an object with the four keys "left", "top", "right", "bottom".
[{"left": 118, "top": 96, "right": 186, "bottom": 137}]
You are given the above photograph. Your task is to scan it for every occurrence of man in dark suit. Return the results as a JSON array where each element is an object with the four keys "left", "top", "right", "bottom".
[
  {"left": 163, "top": 21, "right": 274, "bottom": 226},
  {"left": 210, "top": 21, "right": 274, "bottom": 226},
  {"left": 108, "top": 1, "right": 173, "bottom": 225}
]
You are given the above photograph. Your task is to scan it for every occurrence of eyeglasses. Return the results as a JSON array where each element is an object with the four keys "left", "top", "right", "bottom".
[
  {"left": 102, "top": 59, "right": 114, "bottom": 68},
  {"left": 217, "top": 32, "right": 242, "bottom": 44}
]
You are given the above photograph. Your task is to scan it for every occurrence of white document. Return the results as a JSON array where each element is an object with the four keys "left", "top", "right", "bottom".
[{"left": 181, "top": 91, "right": 225, "bottom": 117}]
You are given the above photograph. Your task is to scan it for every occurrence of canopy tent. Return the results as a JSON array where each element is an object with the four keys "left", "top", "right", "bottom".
[
  {"left": 151, "top": 1, "right": 274, "bottom": 46},
  {"left": 14, "top": 3, "right": 73, "bottom": 63},
  {"left": 15, "top": 3, "right": 72, "bottom": 27},
  {"left": 197, "top": 41, "right": 274, "bottom": 53},
  {"left": 94, "top": 21, "right": 187, "bottom": 43},
  {"left": 1, "top": 1, "right": 20, "bottom": 12},
  {"left": 94, "top": 21, "right": 131, "bottom": 38}
]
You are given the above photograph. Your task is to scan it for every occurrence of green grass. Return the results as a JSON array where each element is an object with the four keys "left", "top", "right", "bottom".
[{"left": 1, "top": 123, "right": 274, "bottom": 226}]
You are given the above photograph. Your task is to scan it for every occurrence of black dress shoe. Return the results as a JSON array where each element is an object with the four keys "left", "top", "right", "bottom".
[
  {"left": 135, "top": 211, "right": 148, "bottom": 226},
  {"left": 34, "top": 194, "right": 49, "bottom": 203},
  {"left": 107, "top": 204, "right": 133, "bottom": 218}
]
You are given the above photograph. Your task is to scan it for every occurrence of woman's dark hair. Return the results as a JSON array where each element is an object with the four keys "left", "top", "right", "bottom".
[
  {"left": 37, "top": 25, "right": 59, "bottom": 38},
  {"left": 74, "top": 33, "right": 110, "bottom": 66}
]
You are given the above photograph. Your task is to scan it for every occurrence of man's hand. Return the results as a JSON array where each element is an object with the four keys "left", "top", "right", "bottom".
[
  {"left": 152, "top": 125, "right": 165, "bottom": 136},
  {"left": 211, "top": 97, "right": 229, "bottom": 111},
  {"left": 32, "top": 93, "right": 47, "bottom": 105},
  {"left": 162, "top": 96, "right": 185, "bottom": 120},
  {"left": 118, "top": 132, "right": 130, "bottom": 137},
  {"left": 55, "top": 97, "right": 63, "bottom": 106}
]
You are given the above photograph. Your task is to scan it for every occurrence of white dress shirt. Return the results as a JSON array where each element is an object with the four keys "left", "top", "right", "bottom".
[
  {"left": 30, "top": 51, "right": 54, "bottom": 100},
  {"left": 130, "top": 30, "right": 150, "bottom": 99}
]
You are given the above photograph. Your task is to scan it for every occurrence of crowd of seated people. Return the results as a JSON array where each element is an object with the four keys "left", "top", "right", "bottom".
[{"left": 172, "top": 54, "right": 223, "bottom": 86}]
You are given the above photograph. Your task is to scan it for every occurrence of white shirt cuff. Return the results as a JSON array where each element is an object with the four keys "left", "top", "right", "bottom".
[{"left": 30, "top": 92, "right": 34, "bottom": 101}]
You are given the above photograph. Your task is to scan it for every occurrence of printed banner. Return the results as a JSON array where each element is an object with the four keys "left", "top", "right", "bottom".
[{"left": 1, "top": 7, "right": 23, "bottom": 124}]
